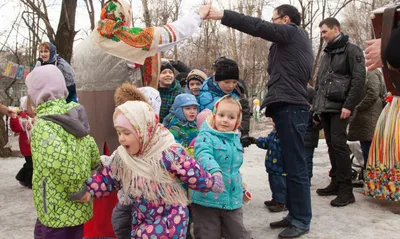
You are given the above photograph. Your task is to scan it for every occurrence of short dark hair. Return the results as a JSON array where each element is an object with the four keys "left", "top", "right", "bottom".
[
  {"left": 319, "top": 17, "right": 341, "bottom": 30},
  {"left": 274, "top": 4, "right": 301, "bottom": 26}
]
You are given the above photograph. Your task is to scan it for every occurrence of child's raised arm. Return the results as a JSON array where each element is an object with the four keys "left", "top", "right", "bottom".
[{"left": 163, "top": 145, "right": 214, "bottom": 192}]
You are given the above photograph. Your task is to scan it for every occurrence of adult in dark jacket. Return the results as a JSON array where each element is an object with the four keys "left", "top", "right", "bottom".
[
  {"left": 348, "top": 69, "right": 385, "bottom": 170},
  {"left": 205, "top": 4, "right": 313, "bottom": 238},
  {"left": 304, "top": 86, "right": 323, "bottom": 183},
  {"left": 313, "top": 18, "right": 366, "bottom": 207}
]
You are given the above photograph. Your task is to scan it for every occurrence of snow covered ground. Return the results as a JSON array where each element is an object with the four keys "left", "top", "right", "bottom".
[{"left": 0, "top": 119, "right": 399, "bottom": 239}]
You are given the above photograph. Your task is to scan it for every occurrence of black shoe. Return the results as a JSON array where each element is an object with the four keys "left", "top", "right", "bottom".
[
  {"left": 268, "top": 203, "right": 287, "bottom": 213},
  {"left": 330, "top": 193, "right": 355, "bottom": 207},
  {"left": 264, "top": 199, "right": 277, "bottom": 207},
  {"left": 278, "top": 226, "right": 309, "bottom": 238},
  {"left": 270, "top": 218, "right": 291, "bottom": 228},
  {"left": 316, "top": 182, "right": 339, "bottom": 196}
]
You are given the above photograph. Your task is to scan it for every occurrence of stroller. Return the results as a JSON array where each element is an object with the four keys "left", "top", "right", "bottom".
[{"left": 347, "top": 141, "right": 364, "bottom": 187}]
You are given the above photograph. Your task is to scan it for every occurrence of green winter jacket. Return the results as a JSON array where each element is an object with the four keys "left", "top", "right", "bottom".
[{"left": 31, "top": 99, "right": 100, "bottom": 228}]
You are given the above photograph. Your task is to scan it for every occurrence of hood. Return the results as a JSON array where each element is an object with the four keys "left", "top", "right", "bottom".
[
  {"left": 202, "top": 77, "right": 240, "bottom": 97},
  {"left": 200, "top": 115, "right": 238, "bottom": 141},
  {"left": 41, "top": 104, "right": 90, "bottom": 138},
  {"left": 114, "top": 82, "right": 150, "bottom": 106}
]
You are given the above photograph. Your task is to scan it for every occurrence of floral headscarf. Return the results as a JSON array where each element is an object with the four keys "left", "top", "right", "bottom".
[{"left": 112, "top": 101, "right": 188, "bottom": 205}]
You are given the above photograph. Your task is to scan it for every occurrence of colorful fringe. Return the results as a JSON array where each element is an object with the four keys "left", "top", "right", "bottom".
[{"left": 364, "top": 96, "right": 400, "bottom": 201}]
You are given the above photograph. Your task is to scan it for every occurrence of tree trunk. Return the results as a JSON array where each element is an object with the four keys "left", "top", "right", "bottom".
[
  {"left": 54, "top": 0, "right": 78, "bottom": 63},
  {"left": 0, "top": 107, "right": 12, "bottom": 157},
  {"left": 141, "top": 0, "right": 152, "bottom": 27}
]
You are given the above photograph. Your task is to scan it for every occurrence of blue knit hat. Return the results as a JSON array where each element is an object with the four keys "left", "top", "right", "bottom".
[{"left": 173, "top": 93, "right": 199, "bottom": 122}]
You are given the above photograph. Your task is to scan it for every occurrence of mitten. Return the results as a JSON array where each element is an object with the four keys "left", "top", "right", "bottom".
[
  {"left": 240, "top": 135, "right": 256, "bottom": 147},
  {"left": 211, "top": 172, "right": 225, "bottom": 193}
]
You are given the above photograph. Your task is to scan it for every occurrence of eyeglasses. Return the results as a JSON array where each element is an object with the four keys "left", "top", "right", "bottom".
[{"left": 270, "top": 16, "right": 283, "bottom": 22}]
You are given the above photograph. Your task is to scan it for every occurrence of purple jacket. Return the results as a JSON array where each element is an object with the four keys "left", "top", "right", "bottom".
[{"left": 87, "top": 145, "right": 213, "bottom": 238}]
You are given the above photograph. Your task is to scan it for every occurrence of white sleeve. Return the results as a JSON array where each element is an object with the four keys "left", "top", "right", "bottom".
[{"left": 156, "top": 12, "right": 201, "bottom": 52}]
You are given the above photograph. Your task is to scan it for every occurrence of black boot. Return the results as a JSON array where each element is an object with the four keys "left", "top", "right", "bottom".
[
  {"left": 316, "top": 181, "right": 338, "bottom": 196},
  {"left": 270, "top": 218, "right": 291, "bottom": 228},
  {"left": 331, "top": 192, "right": 355, "bottom": 207},
  {"left": 278, "top": 226, "right": 309, "bottom": 238}
]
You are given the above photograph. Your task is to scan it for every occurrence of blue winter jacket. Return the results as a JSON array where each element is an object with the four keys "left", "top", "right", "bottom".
[
  {"left": 198, "top": 77, "right": 240, "bottom": 111},
  {"left": 256, "top": 129, "right": 285, "bottom": 176},
  {"left": 191, "top": 120, "right": 244, "bottom": 210}
]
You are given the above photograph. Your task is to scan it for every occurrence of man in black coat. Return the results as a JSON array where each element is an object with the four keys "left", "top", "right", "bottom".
[
  {"left": 205, "top": 4, "right": 313, "bottom": 238},
  {"left": 313, "top": 18, "right": 365, "bottom": 207}
]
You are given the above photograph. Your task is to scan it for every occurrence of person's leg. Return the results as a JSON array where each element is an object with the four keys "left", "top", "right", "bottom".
[
  {"left": 34, "top": 218, "right": 83, "bottom": 239},
  {"left": 24, "top": 156, "right": 33, "bottom": 187},
  {"left": 268, "top": 174, "right": 287, "bottom": 212},
  {"left": 304, "top": 147, "right": 315, "bottom": 180},
  {"left": 271, "top": 105, "right": 311, "bottom": 231},
  {"left": 316, "top": 113, "right": 340, "bottom": 196},
  {"left": 191, "top": 204, "right": 222, "bottom": 239},
  {"left": 268, "top": 173, "right": 286, "bottom": 204},
  {"left": 16, "top": 156, "right": 29, "bottom": 184},
  {"left": 221, "top": 208, "right": 251, "bottom": 239},
  {"left": 111, "top": 203, "right": 132, "bottom": 239},
  {"left": 360, "top": 141, "right": 372, "bottom": 169},
  {"left": 329, "top": 114, "right": 354, "bottom": 206}
]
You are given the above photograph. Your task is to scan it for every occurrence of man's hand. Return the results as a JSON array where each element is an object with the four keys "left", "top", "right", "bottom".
[
  {"left": 203, "top": 5, "right": 224, "bottom": 20},
  {"left": 365, "top": 39, "right": 383, "bottom": 71},
  {"left": 340, "top": 108, "right": 351, "bottom": 120},
  {"left": 198, "top": 4, "right": 211, "bottom": 19}
]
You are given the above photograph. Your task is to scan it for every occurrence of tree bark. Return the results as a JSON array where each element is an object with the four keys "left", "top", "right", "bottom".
[
  {"left": 54, "top": 0, "right": 78, "bottom": 63},
  {"left": 141, "top": 0, "right": 152, "bottom": 27}
]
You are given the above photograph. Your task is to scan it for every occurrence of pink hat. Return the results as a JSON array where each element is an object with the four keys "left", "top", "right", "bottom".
[
  {"left": 196, "top": 108, "right": 212, "bottom": 129},
  {"left": 25, "top": 65, "right": 68, "bottom": 106},
  {"left": 113, "top": 112, "right": 139, "bottom": 140}
]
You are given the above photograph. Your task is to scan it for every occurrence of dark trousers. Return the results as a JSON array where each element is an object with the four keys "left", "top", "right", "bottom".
[
  {"left": 320, "top": 113, "right": 352, "bottom": 192},
  {"left": 34, "top": 218, "right": 83, "bottom": 239},
  {"left": 269, "top": 174, "right": 286, "bottom": 204},
  {"left": 16, "top": 156, "right": 33, "bottom": 187},
  {"left": 191, "top": 204, "right": 251, "bottom": 239},
  {"left": 304, "top": 147, "right": 316, "bottom": 179},
  {"left": 360, "top": 141, "right": 372, "bottom": 169},
  {"left": 269, "top": 104, "right": 311, "bottom": 230}
]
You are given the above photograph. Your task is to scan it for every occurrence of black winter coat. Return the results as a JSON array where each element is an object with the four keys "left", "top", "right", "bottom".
[
  {"left": 313, "top": 35, "right": 366, "bottom": 114},
  {"left": 220, "top": 10, "right": 314, "bottom": 112},
  {"left": 304, "top": 86, "right": 323, "bottom": 148}
]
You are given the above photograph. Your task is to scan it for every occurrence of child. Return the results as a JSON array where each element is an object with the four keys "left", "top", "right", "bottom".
[
  {"left": 199, "top": 57, "right": 252, "bottom": 147},
  {"left": 26, "top": 65, "right": 100, "bottom": 239},
  {"left": 86, "top": 101, "right": 224, "bottom": 239},
  {"left": 164, "top": 93, "right": 199, "bottom": 147},
  {"left": 37, "top": 42, "right": 77, "bottom": 103},
  {"left": 10, "top": 96, "right": 34, "bottom": 188},
  {"left": 189, "top": 108, "right": 212, "bottom": 147},
  {"left": 191, "top": 95, "right": 251, "bottom": 239},
  {"left": 186, "top": 69, "right": 208, "bottom": 100},
  {"left": 158, "top": 60, "right": 182, "bottom": 122},
  {"left": 253, "top": 128, "right": 287, "bottom": 212}
]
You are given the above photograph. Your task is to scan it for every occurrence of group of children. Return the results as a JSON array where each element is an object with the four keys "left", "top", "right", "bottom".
[
  {"left": 7, "top": 38, "right": 324, "bottom": 238},
  {"left": 11, "top": 51, "right": 262, "bottom": 239}
]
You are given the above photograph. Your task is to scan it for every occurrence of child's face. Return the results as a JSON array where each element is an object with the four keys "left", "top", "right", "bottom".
[
  {"left": 188, "top": 80, "right": 202, "bottom": 96},
  {"left": 39, "top": 46, "right": 50, "bottom": 62},
  {"left": 115, "top": 126, "right": 140, "bottom": 155},
  {"left": 217, "top": 80, "right": 238, "bottom": 94},
  {"left": 183, "top": 105, "right": 198, "bottom": 122},
  {"left": 159, "top": 69, "right": 175, "bottom": 88},
  {"left": 215, "top": 100, "right": 240, "bottom": 132}
]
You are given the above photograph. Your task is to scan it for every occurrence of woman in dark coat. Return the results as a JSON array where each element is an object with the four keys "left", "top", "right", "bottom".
[{"left": 348, "top": 69, "right": 385, "bottom": 169}]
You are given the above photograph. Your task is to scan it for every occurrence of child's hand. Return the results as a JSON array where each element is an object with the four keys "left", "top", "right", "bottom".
[
  {"left": 211, "top": 172, "right": 225, "bottom": 193},
  {"left": 78, "top": 192, "right": 91, "bottom": 203}
]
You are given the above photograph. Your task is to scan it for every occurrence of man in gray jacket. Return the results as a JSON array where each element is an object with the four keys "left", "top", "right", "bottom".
[
  {"left": 313, "top": 18, "right": 365, "bottom": 207},
  {"left": 205, "top": 4, "right": 313, "bottom": 238}
]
